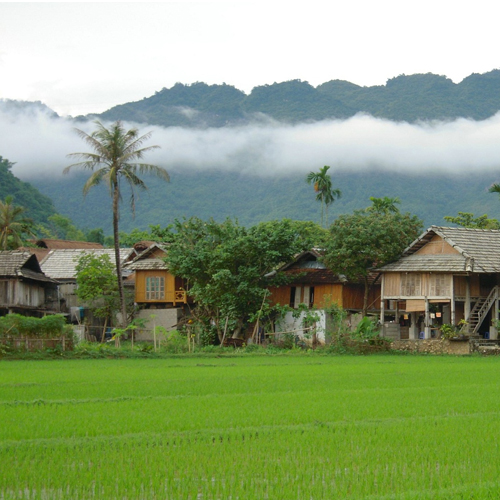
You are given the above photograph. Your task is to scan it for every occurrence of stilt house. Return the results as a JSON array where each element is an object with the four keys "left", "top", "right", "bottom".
[{"left": 378, "top": 226, "right": 500, "bottom": 340}]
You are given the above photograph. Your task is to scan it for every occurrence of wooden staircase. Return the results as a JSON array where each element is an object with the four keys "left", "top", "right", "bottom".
[{"left": 468, "top": 286, "right": 499, "bottom": 336}]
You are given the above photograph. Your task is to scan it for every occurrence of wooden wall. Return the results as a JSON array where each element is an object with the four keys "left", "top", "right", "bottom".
[
  {"left": 268, "top": 284, "right": 344, "bottom": 309},
  {"left": 414, "top": 235, "right": 460, "bottom": 255},
  {"left": 0, "top": 279, "right": 45, "bottom": 308},
  {"left": 383, "top": 272, "right": 453, "bottom": 298},
  {"left": 268, "top": 283, "right": 380, "bottom": 311},
  {"left": 135, "top": 270, "right": 190, "bottom": 304}
]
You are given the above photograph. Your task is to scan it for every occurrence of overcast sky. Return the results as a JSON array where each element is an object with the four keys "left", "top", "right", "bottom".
[{"left": 1, "top": 1, "right": 499, "bottom": 116}]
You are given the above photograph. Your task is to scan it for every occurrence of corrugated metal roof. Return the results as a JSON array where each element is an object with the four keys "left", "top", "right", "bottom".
[{"left": 381, "top": 226, "right": 500, "bottom": 273}]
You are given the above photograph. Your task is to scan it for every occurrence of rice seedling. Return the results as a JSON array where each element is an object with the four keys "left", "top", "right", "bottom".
[{"left": 1, "top": 356, "right": 500, "bottom": 498}]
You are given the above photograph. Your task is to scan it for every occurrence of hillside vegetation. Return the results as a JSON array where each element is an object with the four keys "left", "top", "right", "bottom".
[
  {"left": 94, "top": 70, "right": 500, "bottom": 126},
  {"left": 7, "top": 69, "right": 500, "bottom": 234},
  {"left": 32, "top": 168, "right": 500, "bottom": 234},
  {"left": 0, "top": 156, "right": 57, "bottom": 225}
]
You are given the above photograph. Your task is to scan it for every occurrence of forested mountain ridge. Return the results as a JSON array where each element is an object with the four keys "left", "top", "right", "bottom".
[
  {"left": 0, "top": 156, "right": 57, "bottom": 225},
  {"left": 93, "top": 70, "right": 500, "bottom": 126},
  {"left": 4, "top": 69, "right": 500, "bottom": 236}
]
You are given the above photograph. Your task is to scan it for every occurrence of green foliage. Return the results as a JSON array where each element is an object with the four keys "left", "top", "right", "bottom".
[
  {"left": 443, "top": 212, "right": 500, "bottom": 229},
  {"left": 351, "top": 316, "right": 380, "bottom": 341},
  {"left": 65, "top": 120, "right": 169, "bottom": 326},
  {"left": 0, "top": 156, "right": 56, "bottom": 226},
  {"left": 324, "top": 208, "right": 423, "bottom": 280},
  {"left": 367, "top": 196, "right": 401, "bottom": 214},
  {"left": 118, "top": 227, "right": 155, "bottom": 246},
  {"left": 31, "top": 166, "right": 500, "bottom": 236},
  {"left": 0, "top": 195, "right": 35, "bottom": 249},
  {"left": 85, "top": 227, "right": 105, "bottom": 244},
  {"left": 39, "top": 213, "right": 86, "bottom": 241},
  {"left": 323, "top": 206, "right": 422, "bottom": 315},
  {"left": 75, "top": 253, "right": 118, "bottom": 320},
  {"left": 165, "top": 217, "right": 309, "bottom": 339},
  {"left": 0, "top": 313, "right": 67, "bottom": 338},
  {"left": 306, "top": 165, "right": 341, "bottom": 227},
  {"left": 93, "top": 70, "right": 500, "bottom": 127}
]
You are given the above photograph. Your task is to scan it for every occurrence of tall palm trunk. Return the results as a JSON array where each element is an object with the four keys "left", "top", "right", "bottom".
[
  {"left": 112, "top": 183, "right": 127, "bottom": 327},
  {"left": 363, "top": 275, "right": 370, "bottom": 317}
]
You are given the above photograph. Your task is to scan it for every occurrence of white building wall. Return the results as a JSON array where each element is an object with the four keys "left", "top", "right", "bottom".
[
  {"left": 134, "top": 308, "right": 182, "bottom": 341},
  {"left": 277, "top": 310, "right": 326, "bottom": 344}
]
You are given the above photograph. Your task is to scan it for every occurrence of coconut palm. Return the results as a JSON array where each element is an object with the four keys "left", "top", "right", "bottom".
[
  {"left": 306, "top": 165, "right": 341, "bottom": 227},
  {"left": 0, "top": 196, "right": 35, "bottom": 250},
  {"left": 367, "top": 196, "right": 401, "bottom": 214},
  {"left": 64, "top": 120, "right": 169, "bottom": 326}
]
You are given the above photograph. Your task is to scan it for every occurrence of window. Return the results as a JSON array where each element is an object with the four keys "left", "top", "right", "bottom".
[
  {"left": 146, "top": 276, "right": 165, "bottom": 300},
  {"left": 400, "top": 274, "right": 421, "bottom": 296}
]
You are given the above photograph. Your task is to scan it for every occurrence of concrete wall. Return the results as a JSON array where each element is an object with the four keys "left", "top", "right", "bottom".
[
  {"left": 276, "top": 310, "right": 326, "bottom": 344},
  {"left": 134, "top": 308, "right": 182, "bottom": 341}
]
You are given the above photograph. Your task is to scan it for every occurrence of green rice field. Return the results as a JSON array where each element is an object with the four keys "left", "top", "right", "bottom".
[{"left": 1, "top": 354, "right": 500, "bottom": 499}]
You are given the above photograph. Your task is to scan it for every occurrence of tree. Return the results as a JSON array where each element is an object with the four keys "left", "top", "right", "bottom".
[
  {"left": 165, "top": 217, "right": 308, "bottom": 341},
  {"left": 366, "top": 196, "right": 401, "bottom": 214},
  {"left": 306, "top": 165, "right": 341, "bottom": 227},
  {"left": 75, "top": 253, "right": 120, "bottom": 341},
  {"left": 64, "top": 120, "right": 169, "bottom": 326},
  {"left": 0, "top": 196, "right": 35, "bottom": 250},
  {"left": 443, "top": 211, "right": 500, "bottom": 229},
  {"left": 322, "top": 209, "right": 423, "bottom": 316},
  {"left": 85, "top": 228, "right": 105, "bottom": 245},
  {"left": 39, "top": 214, "right": 86, "bottom": 241}
]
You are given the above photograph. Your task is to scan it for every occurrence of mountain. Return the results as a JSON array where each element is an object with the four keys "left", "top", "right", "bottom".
[
  {"left": 31, "top": 168, "right": 500, "bottom": 235},
  {"left": 93, "top": 70, "right": 500, "bottom": 126},
  {"left": 6, "top": 70, "right": 500, "bottom": 234},
  {"left": 0, "top": 156, "right": 57, "bottom": 225}
]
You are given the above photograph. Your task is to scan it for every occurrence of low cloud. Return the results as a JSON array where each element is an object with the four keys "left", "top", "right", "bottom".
[{"left": 2, "top": 102, "right": 500, "bottom": 180}]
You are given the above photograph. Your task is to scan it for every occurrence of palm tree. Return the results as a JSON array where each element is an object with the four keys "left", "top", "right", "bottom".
[
  {"left": 306, "top": 165, "right": 341, "bottom": 227},
  {"left": 0, "top": 196, "right": 35, "bottom": 250},
  {"left": 64, "top": 120, "right": 169, "bottom": 326},
  {"left": 367, "top": 196, "right": 401, "bottom": 214}
]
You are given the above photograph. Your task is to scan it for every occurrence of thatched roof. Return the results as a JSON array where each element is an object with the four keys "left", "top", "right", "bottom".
[{"left": 380, "top": 226, "right": 500, "bottom": 273}]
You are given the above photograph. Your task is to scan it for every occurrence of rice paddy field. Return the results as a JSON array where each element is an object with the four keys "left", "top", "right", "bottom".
[{"left": 1, "top": 354, "right": 500, "bottom": 499}]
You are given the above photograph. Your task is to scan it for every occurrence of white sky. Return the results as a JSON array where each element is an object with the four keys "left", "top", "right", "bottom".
[{"left": 1, "top": 1, "right": 499, "bottom": 117}]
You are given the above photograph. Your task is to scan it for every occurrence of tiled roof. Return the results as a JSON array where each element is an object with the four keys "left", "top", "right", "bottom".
[
  {"left": 381, "top": 226, "right": 500, "bottom": 273},
  {"left": 33, "top": 239, "right": 104, "bottom": 250},
  {"left": 40, "top": 248, "right": 133, "bottom": 280},
  {"left": 0, "top": 251, "right": 56, "bottom": 283},
  {"left": 126, "top": 258, "right": 168, "bottom": 271},
  {"left": 381, "top": 254, "right": 467, "bottom": 272},
  {"left": 124, "top": 243, "right": 168, "bottom": 271}
]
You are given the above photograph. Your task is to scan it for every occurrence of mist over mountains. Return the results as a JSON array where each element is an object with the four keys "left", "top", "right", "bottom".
[{"left": 2, "top": 70, "right": 500, "bottom": 234}]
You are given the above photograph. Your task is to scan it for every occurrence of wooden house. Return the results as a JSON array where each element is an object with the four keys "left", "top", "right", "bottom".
[
  {"left": 40, "top": 248, "right": 133, "bottom": 313},
  {"left": 0, "top": 251, "right": 59, "bottom": 316},
  {"left": 378, "top": 226, "right": 500, "bottom": 340},
  {"left": 268, "top": 250, "right": 380, "bottom": 312},
  {"left": 124, "top": 244, "right": 192, "bottom": 307},
  {"left": 22, "top": 239, "right": 105, "bottom": 264},
  {"left": 267, "top": 250, "right": 380, "bottom": 343}
]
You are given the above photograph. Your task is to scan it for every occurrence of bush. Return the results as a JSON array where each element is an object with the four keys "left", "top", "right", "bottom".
[{"left": 0, "top": 314, "right": 67, "bottom": 339}]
